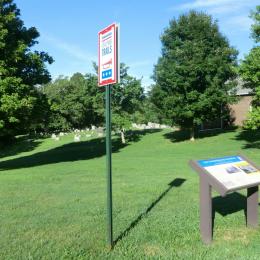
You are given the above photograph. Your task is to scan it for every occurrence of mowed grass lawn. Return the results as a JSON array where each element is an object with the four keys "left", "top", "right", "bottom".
[{"left": 0, "top": 129, "right": 260, "bottom": 259}]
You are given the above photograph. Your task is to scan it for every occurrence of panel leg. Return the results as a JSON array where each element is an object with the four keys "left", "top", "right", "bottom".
[
  {"left": 247, "top": 186, "right": 258, "bottom": 228},
  {"left": 200, "top": 174, "right": 212, "bottom": 244}
]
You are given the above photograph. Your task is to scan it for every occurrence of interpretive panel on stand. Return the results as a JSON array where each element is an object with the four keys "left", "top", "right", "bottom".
[
  {"left": 190, "top": 155, "right": 260, "bottom": 244},
  {"left": 198, "top": 155, "right": 260, "bottom": 191}
]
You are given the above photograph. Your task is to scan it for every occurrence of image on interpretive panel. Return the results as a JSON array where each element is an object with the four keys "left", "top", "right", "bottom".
[
  {"left": 238, "top": 164, "right": 258, "bottom": 174},
  {"left": 225, "top": 165, "right": 241, "bottom": 174}
]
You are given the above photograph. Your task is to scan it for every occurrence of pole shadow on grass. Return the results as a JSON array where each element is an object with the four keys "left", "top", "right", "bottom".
[
  {"left": 0, "top": 129, "right": 161, "bottom": 171},
  {"left": 212, "top": 192, "right": 247, "bottom": 233},
  {"left": 113, "top": 178, "right": 186, "bottom": 247}
]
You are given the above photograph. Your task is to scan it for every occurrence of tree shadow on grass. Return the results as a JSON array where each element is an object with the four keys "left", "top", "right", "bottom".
[
  {"left": 234, "top": 130, "right": 260, "bottom": 149},
  {"left": 212, "top": 192, "right": 246, "bottom": 233},
  {"left": 0, "top": 129, "right": 160, "bottom": 171},
  {"left": 0, "top": 135, "right": 43, "bottom": 159},
  {"left": 125, "top": 129, "right": 162, "bottom": 142},
  {"left": 164, "top": 128, "right": 237, "bottom": 143},
  {"left": 113, "top": 178, "right": 186, "bottom": 247}
]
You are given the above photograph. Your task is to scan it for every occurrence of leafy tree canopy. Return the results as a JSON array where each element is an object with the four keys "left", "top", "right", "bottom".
[
  {"left": 239, "top": 47, "right": 260, "bottom": 98},
  {"left": 151, "top": 11, "right": 238, "bottom": 139},
  {"left": 240, "top": 5, "right": 260, "bottom": 129},
  {"left": 42, "top": 63, "right": 144, "bottom": 143},
  {"left": 250, "top": 5, "right": 260, "bottom": 43},
  {"left": 0, "top": 0, "right": 53, "bottom": 139},
  {"left": 111, "top": 63, "right": 145, "bottom": 143},
  {"left": 42, "top": 72, "right": 103, "bottom": 131}
]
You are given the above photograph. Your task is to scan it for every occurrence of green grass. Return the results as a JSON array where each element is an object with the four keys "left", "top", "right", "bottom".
[{"left": 0, "top": 129, "right": 260, "bottom": 259}]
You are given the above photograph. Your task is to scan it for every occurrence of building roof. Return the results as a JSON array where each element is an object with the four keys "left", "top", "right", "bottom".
[
  {"left": 227, "top": 78, "right": 254, "bottom": 96},
  {"left": 234, "top": 78, "right": 253, "bottom": 96}
]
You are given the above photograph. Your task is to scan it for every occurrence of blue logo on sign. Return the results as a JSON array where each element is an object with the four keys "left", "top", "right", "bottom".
[{"left": 102, "top": 69, "right": 112, "bottom": 79}]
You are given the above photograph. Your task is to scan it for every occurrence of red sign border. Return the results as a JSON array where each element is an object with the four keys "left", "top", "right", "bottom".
[{"left": 98, "top": 23, "right": 117, "bottom": 86}]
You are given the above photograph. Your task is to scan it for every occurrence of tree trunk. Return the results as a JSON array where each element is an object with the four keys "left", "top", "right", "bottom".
[
  {"left": 190, "top": 126, "right": 195, "bottom": 141},
  {"left": 120, "top": 129, "right": 126, "bottom": 144}
]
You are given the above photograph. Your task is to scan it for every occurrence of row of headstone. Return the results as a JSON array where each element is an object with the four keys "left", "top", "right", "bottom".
[
  {"left": 51, "top": 132, "right": 68, "bottom": 137},
  {"left": 74, "top": 134, "right": 81, "bottom": 142},
  {"left": 132, "top": 122, "right": 171, "bottom": 130},
  {"left": 50, "top": 122, "right": 172, "bottom": 142},
  {"left": 50, "top": 127, "right": 105, "bottom": 142},
  {"left": 51, "top": 133, "right": 60, "bottom": 141},
  {"left": 73, "top": 126, "right": 102, "bottom": 132},
  {"left": 74, "top": 129, "right": 86, "bottom": 133}
]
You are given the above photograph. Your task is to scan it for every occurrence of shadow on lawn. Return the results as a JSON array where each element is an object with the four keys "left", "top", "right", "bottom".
[
  {"left": 0, "top": 135, "right": 43, "bottom": 159},
  {"left": 212, "top": 192, "right": 247, "bottom": 232},
  {"left": 213, "top": 192, "right": 246, "bottom": 217},
  {"left": 0, "top": 129, "right": 160, "bottom": 171},
  {"left": 164, "top": 128, "right": 237, "bottom": 143},
  {"left": 234, "top": 130, "right": 260, "bottom": 149},
  {"left": 114, "top": 178, "right": 186, "bottom": 247},
  {"left": 126, "top": 129, "right": 161, "bottom": 142}
]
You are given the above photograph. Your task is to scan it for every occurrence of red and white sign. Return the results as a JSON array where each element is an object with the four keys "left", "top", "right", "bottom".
[{"left": 98, "top": 23, "right": 119, "bottom": 86}]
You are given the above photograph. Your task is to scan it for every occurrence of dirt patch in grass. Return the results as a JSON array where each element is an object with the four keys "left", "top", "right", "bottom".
[
  {"left": 143, "top": 243, "right": 164, "bottom": 257},
  {"left": 216, "top": 228, "right": 257, "bottom": 245}
]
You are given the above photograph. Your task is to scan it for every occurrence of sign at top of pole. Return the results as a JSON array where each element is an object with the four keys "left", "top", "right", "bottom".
[{"left": 98, "top": 23, "right": 119, "bottom": 86}]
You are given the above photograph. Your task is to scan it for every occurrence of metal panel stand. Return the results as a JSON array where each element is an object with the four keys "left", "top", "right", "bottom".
[
  {"left": 191, "top": 155, "right": 260, "bottom": 244},
  {"left": 247, "top": 186, "right": 259, "bottom": 228},
  {"left": 200, "top": 174, "right": 212, "bottom": 244}
]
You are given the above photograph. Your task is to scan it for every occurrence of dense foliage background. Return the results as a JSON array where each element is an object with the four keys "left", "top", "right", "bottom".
[
  {"left": 1, "top": 1, "right": 259, "bottom": 143},
  {"left": 0, "top": 0, "right": 53, "bottom": 141}
]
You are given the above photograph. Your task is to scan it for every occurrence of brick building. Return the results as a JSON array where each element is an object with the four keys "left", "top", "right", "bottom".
[
  {"left": 229, "top": 80, "right": 253, "bottom": 126},
  {"left": 200, "top": 79, "right": 253, "bottom": 130}
]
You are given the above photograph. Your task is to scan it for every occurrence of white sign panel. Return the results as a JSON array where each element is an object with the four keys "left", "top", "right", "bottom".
[
  {"left": 198, "top": 156, "right": 260, "bottom": 190},
  {"left": 98, "top": 23, "right": 118, "bottom": 86}
]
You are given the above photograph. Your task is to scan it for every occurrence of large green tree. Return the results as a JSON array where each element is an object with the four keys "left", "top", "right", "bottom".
[
  {"left": 151, "top": 11, "right": 238, "bottom": 140},
  {"left": 42, "top": 63, "right": 144, "bottom": 141},
  {"left": 111, "top": 63, "right": 144, "bottom": 143},
  {"left": 131, "top": 95, "right": 161, "bottom": 125},
  {"left": 42, "top": 72, "right": 103, "bottom": 131},
  {"left": 240, "top": 5, "right": 260, "bottom": 129},
  {"left": 0, "top": 0, "right": 53, "bottom": 140}
]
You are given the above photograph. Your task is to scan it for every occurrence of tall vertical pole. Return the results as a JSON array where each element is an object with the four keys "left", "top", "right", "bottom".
[{"left": 106, "top": 84, "right": 113, "bottom": 248}]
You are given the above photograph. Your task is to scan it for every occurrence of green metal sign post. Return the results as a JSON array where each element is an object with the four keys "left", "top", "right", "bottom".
[
  {"left": 105, "top": 84, "right": 113, "bottom": 248},
  {"left": 98, "top": 23, "right": 119, "bottom": 249}
]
